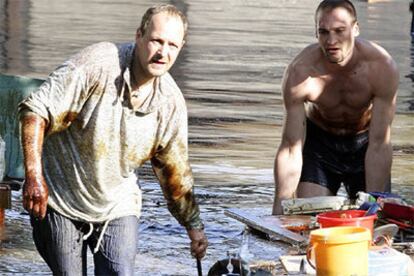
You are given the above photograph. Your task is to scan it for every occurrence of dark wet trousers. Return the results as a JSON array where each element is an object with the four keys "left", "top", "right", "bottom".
[{"left": 30, "top": 208, "right": 139, "bottom": 276}]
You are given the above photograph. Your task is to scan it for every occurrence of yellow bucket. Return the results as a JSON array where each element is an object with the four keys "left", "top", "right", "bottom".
[{"left": 307, "top": 226, "right": 371, "bottom": 276}]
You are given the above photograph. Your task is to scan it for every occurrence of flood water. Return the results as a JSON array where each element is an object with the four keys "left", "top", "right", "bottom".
[{"left": 0, "top": 0, "right": 413, "bottom": 275}]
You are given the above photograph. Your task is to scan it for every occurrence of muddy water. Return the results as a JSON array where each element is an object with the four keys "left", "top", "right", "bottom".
[{"left": 0, "top": 0, "right": 413, "bottom": 275}]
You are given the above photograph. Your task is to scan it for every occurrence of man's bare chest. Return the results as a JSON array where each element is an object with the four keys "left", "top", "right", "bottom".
[{"left": 308, "top": 74, "right": 373, "bottom": 110}]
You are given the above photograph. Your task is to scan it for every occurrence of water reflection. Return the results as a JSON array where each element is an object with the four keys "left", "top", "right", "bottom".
[
  {"left": 0, "top": 0, "right": 413, "bottom": 275},
  {"left": 0, "top": 0, "right": 31, "bottom": 74}
]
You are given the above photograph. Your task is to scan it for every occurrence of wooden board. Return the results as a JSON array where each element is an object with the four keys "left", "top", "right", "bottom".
[
  {"left": 224, "top": 208, "right": 308, "bottom": 245},
  {"left": 261, "top": 215, "right": 314, "bottom": 232}
]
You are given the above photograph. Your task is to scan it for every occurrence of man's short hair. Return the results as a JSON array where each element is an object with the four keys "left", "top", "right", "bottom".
[
  {"left": 139, "top": 4, "right": 188, "bottom": 40},
  {"left": 315, "top": 0, "right": 357, "bottom": 24}
]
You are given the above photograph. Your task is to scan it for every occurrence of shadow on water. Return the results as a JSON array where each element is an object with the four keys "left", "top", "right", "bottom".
[{"left": 0, "top": 0, "right": 413, "bottom": 275}]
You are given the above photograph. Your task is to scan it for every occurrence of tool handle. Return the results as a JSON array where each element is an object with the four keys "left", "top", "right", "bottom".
[{"left": 197, "top": 258, "right": 202, "bottom": 276}]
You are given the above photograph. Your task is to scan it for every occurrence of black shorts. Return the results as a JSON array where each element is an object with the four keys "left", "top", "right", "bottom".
[{"left": 300, "top": 119, "right": 370, "bottom": 198}]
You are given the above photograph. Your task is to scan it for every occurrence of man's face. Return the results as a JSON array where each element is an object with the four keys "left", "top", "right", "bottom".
[
  {"left": 136, "top": 12, "right": 185, "bottom": 81},
  {"left": 316, "top": 7, "right": 359, "bottom": 64}
]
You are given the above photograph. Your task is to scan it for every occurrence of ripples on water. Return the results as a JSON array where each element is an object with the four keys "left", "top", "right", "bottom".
[{"left": 0, "top": 0, "right": 413, "bottom": 274}]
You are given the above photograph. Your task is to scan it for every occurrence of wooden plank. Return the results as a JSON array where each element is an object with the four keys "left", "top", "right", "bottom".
[
  {"left": 261, "top": 214, "right": 314, "bottom": 232},
  {"left": 224, "top": 208, "right": 307, "bottom": 245}
]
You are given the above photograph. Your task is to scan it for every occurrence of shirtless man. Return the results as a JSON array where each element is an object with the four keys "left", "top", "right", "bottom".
[{"left": 272, "top": 0, "right": 399, "bottom": 215}]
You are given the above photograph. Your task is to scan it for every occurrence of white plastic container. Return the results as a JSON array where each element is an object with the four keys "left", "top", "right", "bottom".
[{"left": 369, "top": 246, "right": 414, "bottom": 276}]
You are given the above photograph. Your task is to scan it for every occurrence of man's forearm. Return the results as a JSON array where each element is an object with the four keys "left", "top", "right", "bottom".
[
  {"left": 21, "top": 113, "right": 47, "bottom": 176},
  {"left": 167, "top": 190, "right": 204, "bottom": 230},
  {"left": 365, "top": 143, "right": 392, "bottom": 192},
  {"left": 272, "top": 147, "right": 303, "bottom": 214}
]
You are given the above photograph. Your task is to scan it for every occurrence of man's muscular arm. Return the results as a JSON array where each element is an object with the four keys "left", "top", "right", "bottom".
[
  {"left": 365, "top": 56, "right": 399, "bottom": 192},
  {"left": 272, "top": 65, "right": 307, "bottom": 215}
]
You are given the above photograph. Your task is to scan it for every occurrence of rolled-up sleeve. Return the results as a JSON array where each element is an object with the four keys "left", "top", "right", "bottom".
[{"left": 151, "top": 104, "right": 203, "bottom": 230}]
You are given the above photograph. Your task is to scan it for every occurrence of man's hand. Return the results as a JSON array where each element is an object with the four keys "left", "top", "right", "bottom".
[
  {"left": 23, "top": 174, "right": 48, "bottom": 219},
  {"left": 187, "top": 228, "right": 208, "bottom": 259}
]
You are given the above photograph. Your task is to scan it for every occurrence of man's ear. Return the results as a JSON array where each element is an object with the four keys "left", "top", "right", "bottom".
[{"left": 353, "top": 22, "right": 360, "bottom": 37}]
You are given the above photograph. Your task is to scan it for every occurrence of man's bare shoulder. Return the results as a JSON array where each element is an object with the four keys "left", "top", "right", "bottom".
[
  {"left": 289, "top": 43, "right": 321, "bottom": 73},
  {"left": 285, "top": 44, "right": 323, "bottom": 83},
  {"left": 356, "top": 39, "right": 399, "bottom": 94},
  {"left": 357, "top": 39, "right": 397, "bottom": 69},
  {"left": 282, "top": 44, "right": 322, "bottom": 100}
]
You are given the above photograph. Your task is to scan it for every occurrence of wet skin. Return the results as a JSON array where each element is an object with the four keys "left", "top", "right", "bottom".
[{"left": 21, "top": 113, "right": 48, "bottom": 219}]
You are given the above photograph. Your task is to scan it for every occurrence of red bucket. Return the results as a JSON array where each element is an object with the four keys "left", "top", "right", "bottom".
[{"left": 316, "top": 210, "right": 377, "bottom": 237}]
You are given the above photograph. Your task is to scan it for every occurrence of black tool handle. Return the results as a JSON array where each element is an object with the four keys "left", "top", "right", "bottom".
[{"left": 197, "top": 258, "right": 202, "bottom": 276}]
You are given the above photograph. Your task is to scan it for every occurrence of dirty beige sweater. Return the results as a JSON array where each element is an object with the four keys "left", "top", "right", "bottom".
[{"left": 19, "top": 42, "right": 202, "bottom": 229}]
